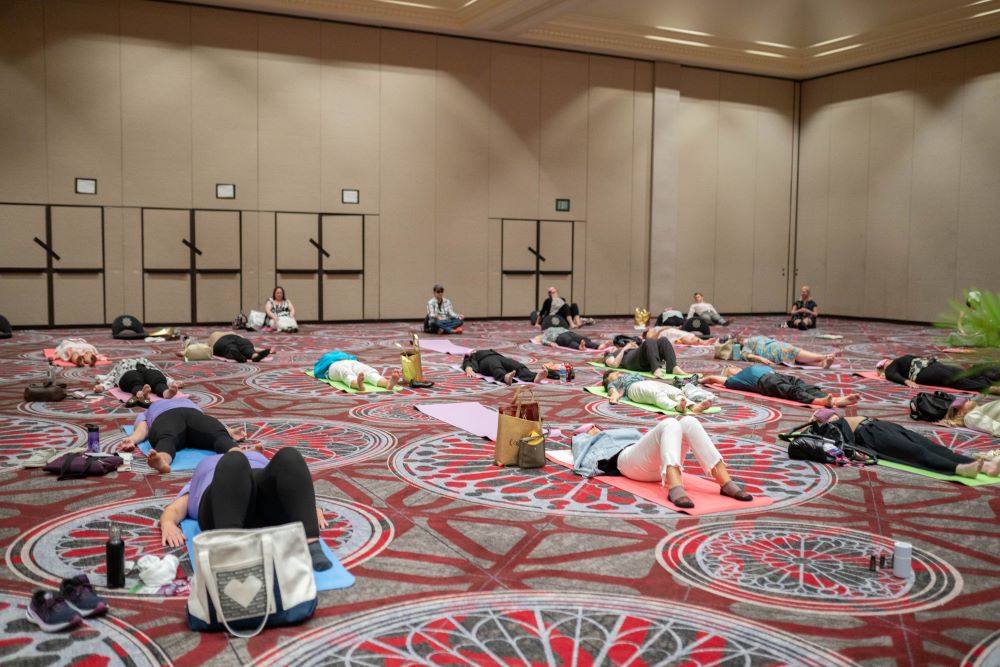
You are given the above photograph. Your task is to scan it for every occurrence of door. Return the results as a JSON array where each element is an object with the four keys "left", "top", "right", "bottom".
[
  {"left": 194, "top": 210, "right": 241, "bottom": 322},
  {"left": 0, "top": 204, "right": 49, "bottom": 325},
  {"left": 321, "top": 214, "right": 363, "bottom": 321},
  {"left": 143, "top": 208, "right": 192, "bottom": 324},
  {"left": 275, "top": 213, "right": 320, "bottom": 322},
  {"left": 501, "top": 218, "right": 576, "bottom": 317},
  {"left": 50, "top": 206, "right": 105, "bottom": 325}
]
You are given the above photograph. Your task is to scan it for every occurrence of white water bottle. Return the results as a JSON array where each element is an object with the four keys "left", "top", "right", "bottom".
[{"left": 892, "top": 541, "right": 913, "bottom": 579}]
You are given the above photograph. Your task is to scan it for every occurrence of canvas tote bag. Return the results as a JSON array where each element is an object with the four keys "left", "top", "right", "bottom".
[
  {"left": 187, "top": 522, "right": 316, "bottom": 637},
  {"left": 494, "top": 387, "right": 543, "bottom": 466}
]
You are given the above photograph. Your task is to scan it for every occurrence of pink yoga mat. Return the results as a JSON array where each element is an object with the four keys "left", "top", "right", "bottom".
[
  {"left": 212, "top": 354, "right": 272, "bottom": 363},
  {"left": 853, "top": 371, "right": 982, "bottom": 395},
  {"left": 43, "top": 349, "right": 111, "bottom": 367},
  {"left": 448, "top": 365, "right": 551, "bottom": 385},
  {"left": 713, "top": 384, "right": 818, "bottom": 407},
  {"left": 416, "top": 402, "right": 498, "bottom": 440},
  {"left": 109, "top": 387, "right": 190, "bottom": 403},
  {"left": 419, "top": 339, "right": 473, "bottom": 355},
  {"left": 781, "top": 361, "right": 842, "bottom": 369},
  {"left": 546, "top": 449, "right": 773, "bottom": 516}
]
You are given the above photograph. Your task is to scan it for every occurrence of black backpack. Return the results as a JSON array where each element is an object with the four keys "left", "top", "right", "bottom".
[
  {"left": 909, "top": 391, "right": 957, "bottom": 422},
  {"left": 779, "top": 421, "right": 877, "bottom": 465},
  {"left": 613, "top": 334, "right": 643, "bottom": 348}
]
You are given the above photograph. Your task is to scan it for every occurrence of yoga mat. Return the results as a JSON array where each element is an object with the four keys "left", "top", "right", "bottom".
[
  {"left": 586, "top": 361, "right": 689, "bottom": 380},
  {"left": 43, "top": 348, "right": 111, "bottom": 367},
  {"left": 109, "top": 387, "right": 191, "bottom": 403},
  {"left": 304, "top": 370, "right": 394, "bottom": 394},
  {"left": 877, "top": 460, "right": 1000, "bottom": 487},
  {"left": 814, "top": 334, "right": 844, "bottom": 340},
  {"left": 210, "top": 355, "right": 271, "bottom": 363},
  {"left": 583, "top": 386, "right": 721, "bottom": 416},
  {"left": 546, "top": 449, "right": 772, "bottom": 516},
  {"left": 419, "top": 339, "right": 472, "bottom": 355},
  {"left": 121, "top": 425, "right": 211, "bottom": 471},
  {"left": 416, "top": 402, "right": 498, "bottom": 440},
  {"left": 180, "top": 519, "right": 355, "bottom": 591},
  {"left": 712, "top": 384, "right": 819, "bottom": 408},
  {"left": 940, "top": 347, "right": 974, "bottom": 354},
  {"left": 448, "top": 364, "right": 550, "bottom": 385},
  {"left": 853, "top": 371, "right": 983, "bottom": 395},
  {"left": 780, "top": 362, "right": 842, "bottom": 369}
]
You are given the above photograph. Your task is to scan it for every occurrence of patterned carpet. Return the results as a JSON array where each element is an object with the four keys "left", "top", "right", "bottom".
[{"left": 0, "top": 316, "right": 997, "bottom": 666}]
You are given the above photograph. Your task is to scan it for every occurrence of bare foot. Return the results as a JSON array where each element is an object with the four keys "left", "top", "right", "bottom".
[
  {"left": 578, "top": 340, "right": 587, "bottom": 351},
  {"left": 653, "top": 368, "right": 666, "bottom": 379},
  {"left": 675, "top": 397, "right": 688, "bottom": 413},
  {"left": 981, "top": 459, "right": 999, "bottom": 477},
  {"left": 147, "top": 449, "right": 172, "bottom": 474},
  {"left": 690, "top": 398, "right": 714, "bottom": 413},
  {"left": 137, "top": 384, "right": 152, "bottom": 402},
  {"left": 163, "top": 381, "right": 182, "bottom": 399},
  {"left": 533, "top": 370, "right": 548, "bottom": 383},
  {"left": 228, "top": 425, "right": 247, "bottom": 441},
  {"left": 955, "top": 459, "right": 983, "bottom": 479},
  {"left": 598, "top": 341, "right": 615, "bottom": 350},
  {"left": 822, "top": 354, "right": 836, "bottom": 369},
  {"left": 504, "top": 370, "right": 517, "bottom": 385},
  {"left": 384, "top": 371, "right": 399, "bottom": 390},
  {"left": 354, "top": 372, "right": 367, "bottom": 392},
  {"left": 831, "top": 394, "right": 860, "bottom": 408}
]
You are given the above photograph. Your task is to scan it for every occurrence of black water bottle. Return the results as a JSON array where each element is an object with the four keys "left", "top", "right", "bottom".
[{"left": 106, "top": 523, "right": 125, "bottom": 589}]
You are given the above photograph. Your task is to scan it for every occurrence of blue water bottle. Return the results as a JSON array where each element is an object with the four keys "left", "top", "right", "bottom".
[{"left": 732, "top": 343, "right": 742, "bottom": 361}]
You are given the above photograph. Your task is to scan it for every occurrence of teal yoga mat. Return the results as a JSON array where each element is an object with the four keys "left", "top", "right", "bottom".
[{"left": 122, "top": 425, "right": 212, "bottom": 471}]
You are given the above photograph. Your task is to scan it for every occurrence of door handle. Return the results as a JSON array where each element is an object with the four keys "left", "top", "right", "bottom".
[
  {"left": 181, "top": 238, "right": 203, "bottom": 256},
  {"left": 527, "top": 246, "right": 546, "bottom": 262},
  {"left": 309, "top": 238, "right": 330, "bottom": 258},
  {"left": 33, "top": 237, "right": 62, "bottom": 261}
]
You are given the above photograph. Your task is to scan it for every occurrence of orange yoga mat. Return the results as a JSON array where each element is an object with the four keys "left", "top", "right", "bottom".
[{"left": 712, "top": 384, "right": 818, "bottom": 407}]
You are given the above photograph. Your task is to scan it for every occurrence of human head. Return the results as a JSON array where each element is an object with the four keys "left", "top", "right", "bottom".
[
  {"left": 876, "top": 358, "right": 890, "bottom": 376},
  {"left": 433, "top": 284, "right": 444, "bottom": 301},
  {"left": 943, "top": 398, "right": 976, "bottom": 425},
  {"left": 272, "top": 286, "right": 286, "bottom": 301},
  {"left": 547, "top": 286, "right": 558, "bottom": 297},
  {"left": 723, "top": 366, "right": 741, "bottom": 377},
  {"left": 602, "top": 369, "right": 621, "bottom": 391},
  {"left": 812, "top": 408, "right": 839, "bottom": 424},
  {"left": 800, "top": 285, "right": 811, "bottom": 299},
  {"left": 693, "top": 292, "right": 704, "bottom": 303}
]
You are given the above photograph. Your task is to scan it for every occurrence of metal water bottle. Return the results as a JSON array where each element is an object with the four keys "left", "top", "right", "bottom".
[
  {"left": 105, "top": 523, "right": 126, "bottom": 589},
  {"left": 85, "top": 424, "right": 100, "bottom": 453}
]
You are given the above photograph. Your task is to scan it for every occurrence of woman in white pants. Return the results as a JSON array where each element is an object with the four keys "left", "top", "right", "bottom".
[
  {"left": 571, "top": 418, "right": 752, "bottom": 509},
  {"left": 603, "top": 370, "right": 714, "bottom": 414},
  {"left": 325, "top": 359, "right": 399, "bottom": 392}
]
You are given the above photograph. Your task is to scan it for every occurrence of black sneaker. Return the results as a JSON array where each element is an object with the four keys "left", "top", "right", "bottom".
[
  {"left": 60, "top": 574, "right": 108, "bottom": 618},
  {"left": 25, "top": 590, "right": 83, "bottom": 632}
]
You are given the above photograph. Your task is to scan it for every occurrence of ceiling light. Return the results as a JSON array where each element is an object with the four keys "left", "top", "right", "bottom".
[
  {"left": 654, "top": 26, "right": 712, "bottom": 37},
  {"left": 814, "top": 43, "right": 862, "bottom": 58},
  {"left": 374, "top": 0, "right": 438, "bottom": 8},
  {"left": 754, "top": 40, "right": 794, "bottom": 49},
  {"left": 809, "top": 34, "right": 857, "bottom": 49},
  {"left": 971, "top": 7, "right": 1000, "bottom": 16},
  {"left": 966, "top": 0, "right": 993, "bottom": 6},
  {"left": 645, "top": 35, "right": 710, "bottom": 47},
  {"left": 462, "top": 0, "right": 479, "bottom": 6},
  {"left": 745, "top": 49, "right": 787, "bottom": 58}
]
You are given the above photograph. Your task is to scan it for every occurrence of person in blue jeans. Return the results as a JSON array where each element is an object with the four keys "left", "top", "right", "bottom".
[
  {"left": 425, "top": 284, "right": 464, "bottom": 334},
  {"left": 700, "top": 365, "right": 860, "bottom": 407}
]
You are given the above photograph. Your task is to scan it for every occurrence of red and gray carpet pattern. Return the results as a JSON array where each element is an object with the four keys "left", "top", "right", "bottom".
[{"left": 0, "top": 316, "right": 997, "bottom": 666}]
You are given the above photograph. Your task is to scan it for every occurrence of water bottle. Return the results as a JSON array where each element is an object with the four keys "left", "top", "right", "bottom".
[
  {"left": 732, "top": 343, "right": 742, "bottom": 361},
  {"left": 105, "top": 523, "right": 126, "bottom": 589},
  {"left": 85, "top": 424, "right": 100, "bottom": 453}
]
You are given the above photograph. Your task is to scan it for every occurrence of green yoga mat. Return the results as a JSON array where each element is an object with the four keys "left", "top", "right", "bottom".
[
  {"left": 304, "top": 370, "right": 398, "bottom": 393},
  {"left": 586, "top": 361, "right": 689, "bottom": 380},
  {"left": 584, "top": 385, "right": 721, "bottom": 416},
  {"left": 878, "top": 460, "right": 1000, "bottom": 487}
]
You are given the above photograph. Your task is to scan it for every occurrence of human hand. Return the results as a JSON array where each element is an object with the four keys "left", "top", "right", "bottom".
[
  {"left": 905, "top": 380, "right": 919, "bottom": 388},
  {"left": 316, "top": 507, "right": 329, "bottom": 530},
  {"left": 161, "top": 521, "right": 185, "bottom": 548},
  {"left": 624, "top": 342, "right": 638, "bottom": 350},
  {"left": 118, "top": 437, "right": 136, "bottom": 452}
]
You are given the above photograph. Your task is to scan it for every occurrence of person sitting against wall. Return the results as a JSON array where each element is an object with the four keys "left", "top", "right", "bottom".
[
  {"left": 265, "top": 286, "right": 298, "bottom": 332},
  {"left": 158, "top": 447, "right": 333, "bottom": 571},
  {"left": 535, "top": 287, "right": 590, "bottom": 328},
  {"left": 462, "top": 349, "right": 549, "bottom": 385},
  {"left": 571, "top": 420, "right": 752, "bottom": 509},
  {"left": 876, "top": 356, "right": 1000, "bottom": 394},
  {"left": 603, "top": 338, "right": 687, "bottom": 377},
  {"left": 117, "top": 396, "right": 249, "bottom": 474},
  {"left": 731, "top": 334, "right": 836, "bottom": 368},
  {"left": 314, "top": 350, "right": 400, "bottom": 392},
  {"left": 603, "top": 369, "right": 715, "bottom": 414},
  {"left": 700, "top": 365, "right": 860, "bottom": 407},
  {"left": 787, "top": 285, "right": 819, "bottom": 329},
  {"left": 687, "top": 292, "right": 729, "bottom": 326},
  {"left": 425, "top": 284, "right": 464, "bottom": 335},
  {"left": 54, "top": 338, "right": 101, "bottom": 367},
  {"left": 93, "top": 358, "right": 182, "bottom": 406},
  {"left": 532, "top": 323, "right": 612, "bottom": 351}
]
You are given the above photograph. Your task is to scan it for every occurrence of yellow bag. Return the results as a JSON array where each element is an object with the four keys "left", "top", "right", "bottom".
[
  {"left": 183, "top": 342, "right": 213, "bottom": 361},
  {"left": 634, "top": 307, "right": 650, "bottom": 327},
  {"left": 400, "top": 334, "right": 423, "bottom": 383},
  {"left": 495, "top": 412, "right": 542, "bottom": 466}
]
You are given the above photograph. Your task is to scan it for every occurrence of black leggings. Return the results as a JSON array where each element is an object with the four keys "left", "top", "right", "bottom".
[
  {"left": 198, "top": 448, "right": 319, "bottom": 539},
  {"left": 213, "top": 334, "right": 255, "bottom": 363},
  {"left": 148, "top": 407, "right": 236, "bottom": 459},
  {"left": 682, "top": 317, "right": 711, "bottom": 336},
  {"left": 555, "top": 303, "right": 580, "bottom": 320},
  {"left": 621, "top": 339, "right": 677, "bottom": 373},
  {"left": 556, "top": 331, "right": 599, "bottom": 349},
  {"left": 477, "top": 353, "right": 536, "bottom": 383},
  {"left": 757, "top": 373, "right": 827, "bottom": 404},
  {"left": 917, "top": 362, "right": 1000, "bottom": 392},
  {"left": 788, "top": 313, "right": 817, "bottom": 330},
  {"left": 119, "top": 364, "right": 168, "bottom": 397},
  {"left": 855, "top": 420, "right": 973, "bottom": 473}
]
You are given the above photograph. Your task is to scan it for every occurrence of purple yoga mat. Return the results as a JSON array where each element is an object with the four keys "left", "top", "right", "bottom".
[
  {"left": 419, "top": 339, "right": 473, "bottom": 355},
  {"left": 416, "top": 402, "right": 498, "bottom": 440}
]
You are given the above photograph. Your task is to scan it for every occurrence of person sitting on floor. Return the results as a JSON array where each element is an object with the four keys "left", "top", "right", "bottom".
[
  {"left": 532, "top": 325, "right": 612, "bottom": 351},
  {"left": 787, "top": 285, "right": 819, "bottom": 329},
  {"left": 535, "top": 287, "right": 590, "bottom": 328},
  {"left": 700, "top": 365, "right": 859, "bottom": 407},
  {"left": 603, "top": 338, "right": 687, "bottom": 378},
  {"left": 644, "top": 325, "right": 714, "bottom": 346},
  {"left": 462, "top": 349, "right": 548, "bottom": 385},
  {"left": 571, "top": 420, "right": 752, "bottom": 509},
  {"left": 265, "top": 286, "right": 298, "bottom": 332},
  {"left": 876, "top": 356, "right": 1000, "bottom": 394},
  {"left": 314, "top": 350, "right": 400, "bottom": 392},
  {"left": 54, "top": 338, "right": 100, "bottom": 367},
  {"left": 93, "top": 358, "right": 182, "bottom": 406},
  {"left": 603, "top": 370, "right": 714, "bottom": 414},
  {"left": 117, "top": 396, "right": 249, "bottom": 474},
  {"left": 734, "top": 334, "right": 836, "bottom": 368},
  {"left": 811, "top": 409, "right": 998, "bottom": 478},
  {"left": 687, "top": 292, "right": 728, "bottom": 326},
  {"left": 158, "top": 447, "right": 332, "bottom": 571},
  {"left": 425, "top": 284, "right": 464, "bottom": 335}
]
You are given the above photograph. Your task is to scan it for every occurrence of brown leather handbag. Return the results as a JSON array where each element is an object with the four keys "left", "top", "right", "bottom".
[{"left": 24, "top": 382, "right": 67, "bottom": 402}]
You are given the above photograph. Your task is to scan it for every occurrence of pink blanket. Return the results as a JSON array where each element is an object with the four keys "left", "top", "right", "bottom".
[
  {"left": 43, "top": 349, "right": 111, "bottom": 367},
  {"left": 419, "top": 339, "right": 473, "bottom": 355},
  {"left": 109, "top": 387, "right": 190, "bottom": 403}
]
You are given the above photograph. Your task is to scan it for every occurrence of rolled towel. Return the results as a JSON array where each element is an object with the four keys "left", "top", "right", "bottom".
[{"left": 137, "top": 554, "right": 180, "bottom": 587}]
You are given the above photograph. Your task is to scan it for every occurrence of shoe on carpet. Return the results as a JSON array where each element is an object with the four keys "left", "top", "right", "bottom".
[
  {"left": 60, "top": 574, "right": 108, "bottom": 618},
  {"left": 26, "top": 590, "right": 83, "bottom": 632},
  {"left": 251, "top": 348, "right": 271, "bottom": 362},
  {"left": 23, "top": 448, "right": 57, "bottom": 468}
]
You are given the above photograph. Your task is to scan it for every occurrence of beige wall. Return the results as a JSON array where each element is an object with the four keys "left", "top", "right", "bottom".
[{"left": 798, "top": 39, "right": 1000, "bottom": 322}]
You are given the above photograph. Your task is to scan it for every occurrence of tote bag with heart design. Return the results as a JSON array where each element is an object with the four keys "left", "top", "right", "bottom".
[{"left": 186, "top": 522, "right": 317, "bottom": 637}]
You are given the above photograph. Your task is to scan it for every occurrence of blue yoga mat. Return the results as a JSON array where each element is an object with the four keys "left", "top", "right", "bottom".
[
  {"left": 180, "top": 519, "right": 354, "bottom": 591},
  {"left": 121, "top": 425, "right": 214, "bottom": 471}
]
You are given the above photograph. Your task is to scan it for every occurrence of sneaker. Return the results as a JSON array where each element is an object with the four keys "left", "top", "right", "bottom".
[
  {"left": 26, "top": 590, "right": 83, "bottom": 632},
  {"left": 23, "top": 448, "right": 57, "bottom": 468},
  {"left": 60, "top": 575, "right": 108, "bottom": 618}
]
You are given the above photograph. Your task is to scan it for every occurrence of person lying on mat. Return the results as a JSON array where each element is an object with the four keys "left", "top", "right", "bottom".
[
  {"left": 787, "top": 285, "right": 818, "bottom": 330},
  {"left": 876, "top": 356, "right": 1000, "bottom": 394},
  {"left": 938, "top": 397, "right": 1000, "bottom": 437},
  {"left": 158, "top": 448, "right": 333, "bottom": 571},
  {"left": 810, "top": 409, "right": 998, "bottom": 478},
  {"left": 313, "top": 350, "right": 400, "bottom": 392},
  {"left": 54, "top": 338, "right": 101, "bottom": 366},
  {"left": 571, "top": 419, "right": 752, "bottom": 509},
  {"left": 731, "top": 335, "right": 836, "bottom": 368},
  {"left": 532, "top": 325, "right": 612, "bottom": 351},
  {"left": 425, "top": 284, "right": 464, "bottom": 335},
  {"left": 536, "top": 286, "right": 590, "bottom": 328},
  {"left": 644, "top": 325, "right": 714, "bottom": 346},
  {"left": 93, "top": 358, "right": 182, "bottom": 406},
  {"left": 117, "top": 397, "right": 249, "bottom": 474},
  {"left": 603, "top": 338, "right": 687, "bottom": 378},
  {"left": 687, "top": 292, "right": 728, "bottom": 326},
  {"left": 603, "top": 370, "right": 714, "bottom": 414},
  {"left": 700, "top": 365, "right": 860, "bottom": 407},
  {"left": 208, "top": 331, "right": 270, "bottom": 363},
  {"left": 462, "top": 349, "right": 548, "bottom": 385}
]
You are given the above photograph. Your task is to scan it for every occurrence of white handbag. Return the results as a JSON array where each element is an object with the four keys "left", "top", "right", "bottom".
[
  {"left": 186, "top": 522, "right": 317, "bottom": 637},
  {"left": 247, "top": 310, "right": 266, "bottom": 331},
  {"left": 276, "top": 315, "right": 298, "bottom": 332}
]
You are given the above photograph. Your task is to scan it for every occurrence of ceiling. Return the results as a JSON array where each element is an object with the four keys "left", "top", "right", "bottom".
[{"left": 170, "top": 0, "right": 1000, "bottom": 78}]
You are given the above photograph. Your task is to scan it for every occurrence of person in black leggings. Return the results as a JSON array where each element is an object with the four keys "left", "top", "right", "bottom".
[
  {"left": 534, "top": 325, "right": 611, "bottom": 351},
  {"left": 877, "top": 356, "right": 1000, "bottom": 393},
  {"left": 93, "top": 358, "right": 181, "bottom": 405},
  {"left": 602, "top": 338, "right": 685, "bottom": 377},
  {"left": 208, "top": 331, "right": 270, "bottom": 363},
  {"left": 157, "top": 448, "right": 332, "bottom": 570},
  {"left": 462, "top": 349, "right": 548, "bottom": 385}
]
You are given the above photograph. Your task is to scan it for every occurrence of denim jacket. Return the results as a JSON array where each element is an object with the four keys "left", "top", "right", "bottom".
[{"left": 571, "top": 428, "right": 642, "bottom": 477}]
